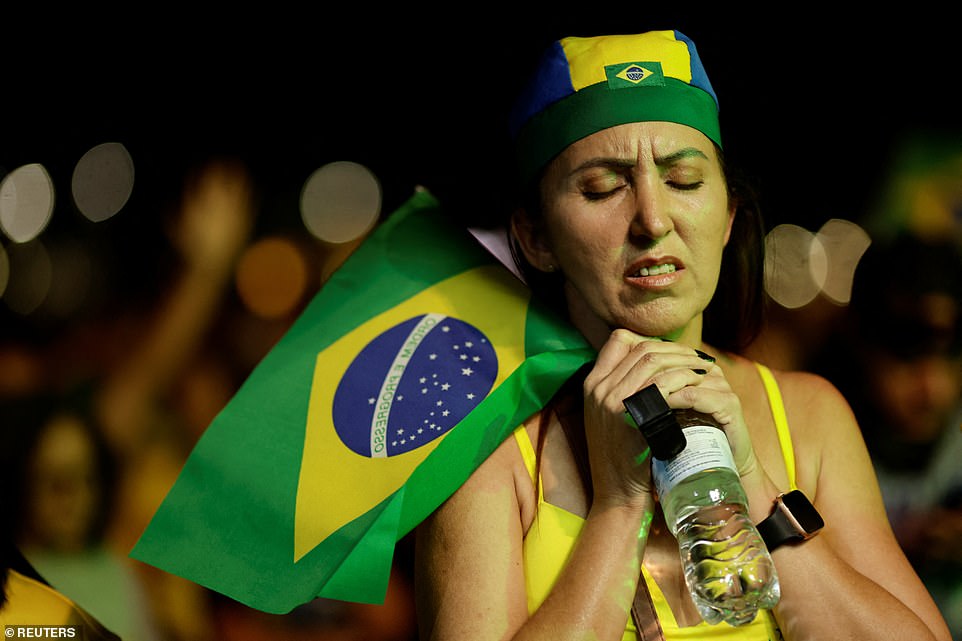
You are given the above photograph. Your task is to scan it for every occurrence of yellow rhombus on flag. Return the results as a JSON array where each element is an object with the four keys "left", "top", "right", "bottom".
[{"left": 131, "top": 189, "right": 595, "bottom": 613}]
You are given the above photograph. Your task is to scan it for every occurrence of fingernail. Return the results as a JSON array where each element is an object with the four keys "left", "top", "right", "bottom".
[
  {"left": 692, "top": 368, "right": 707, "bottom": 375},
  {"left": 695, "top": 349, "right": 716, "bottom": 363}
]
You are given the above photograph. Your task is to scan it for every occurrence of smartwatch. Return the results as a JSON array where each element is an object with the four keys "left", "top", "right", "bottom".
[{"left": 757, "top": 489, "right": 824, "bottom": 551}]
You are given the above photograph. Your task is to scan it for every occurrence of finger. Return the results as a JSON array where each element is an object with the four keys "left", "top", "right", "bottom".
[
  {"left": 587, "top": 336, "right": 722, "bottom": 417},
  {"left": 589, "top": 329, "right": 650, "bottom": 379},
  {"left": 612, "top": 346, "right": 718, "bottom": 401},
  {"left": 585, "top": 330, "right": 655, "bottom": 404},
  {"left": 644, "top": 366, "right": 716, "bottom": 400}
]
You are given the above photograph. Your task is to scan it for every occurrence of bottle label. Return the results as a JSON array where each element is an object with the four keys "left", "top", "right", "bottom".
[{"left": 652, "top": 424, "right": 737, "bottom": 495}]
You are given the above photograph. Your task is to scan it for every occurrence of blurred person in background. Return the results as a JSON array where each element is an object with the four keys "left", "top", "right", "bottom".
[
  {"left": 92, "top": 160, "right": 257, "bottom": 641},
  {"left": 1, "top": 389, "right": 418, "bottom": 641},
  {"left": 0, "top": 392, "right": 155, "bottom": 640},
  {"left": 1, "top": 151, "right": 422, "bottom": 639},
  {"left": 811, "top": 232, "right": 962, "bottom": 636},
  {"left": 0, "top": 158, "right": 258, "bottom": 640}
]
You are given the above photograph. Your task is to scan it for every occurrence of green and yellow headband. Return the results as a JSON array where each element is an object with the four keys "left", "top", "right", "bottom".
[{"left": 509, "top": 30, "right": 721, "bottom": 187}]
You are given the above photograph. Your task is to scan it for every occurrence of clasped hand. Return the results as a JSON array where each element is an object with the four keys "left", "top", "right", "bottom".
[{"left": 582, "top": 329, "right": 759, "bottom": 510}]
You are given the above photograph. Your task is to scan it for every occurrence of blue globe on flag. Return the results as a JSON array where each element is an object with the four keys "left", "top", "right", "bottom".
[{"left": 332, "top": 314, "right": 498, "bottom": 458}]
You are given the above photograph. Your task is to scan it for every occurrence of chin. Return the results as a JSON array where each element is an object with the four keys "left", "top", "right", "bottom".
[
  {"left": 624, "top": 298, "right": 703, "bottom": 339},
  {"left": 616, "top": 313, "right": 687, "bottom": 340},
  {"left": 614, "top": 321, "right": 681, "bottom": 341}
]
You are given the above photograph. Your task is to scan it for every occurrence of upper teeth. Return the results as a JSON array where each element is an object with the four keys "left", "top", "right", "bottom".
[{"left": 637, "top": 264, "right": 676, "bottom": 276}]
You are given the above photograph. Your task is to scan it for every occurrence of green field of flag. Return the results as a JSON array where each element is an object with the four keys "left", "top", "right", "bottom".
[{"left": 130, "top": 189, "right": 594, "bottom": 613}]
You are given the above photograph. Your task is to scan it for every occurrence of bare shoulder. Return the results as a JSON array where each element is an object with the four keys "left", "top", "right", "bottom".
[
  {"left": 432, "top": 415, "right": 538, "bottom": 530},
  {"left": 760, "top": 365, "right": 855, "bottom": 431},
  {"left": 724, "top": 353, "right": 854, "bottom": 431},
  {"left": 415, "top": 418, "right": 538, "bottom": 639},
  {"left": 721, "top": 353, "right": 863, "bottom": 494}
]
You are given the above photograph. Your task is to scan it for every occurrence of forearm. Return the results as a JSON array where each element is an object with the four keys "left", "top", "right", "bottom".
[
  {"left": 516, "top": 499, "right": 654, "bottom": 641},
  {"left": 771, "top": 536, "right": 951, "bottom": 641},
  {"left": 744, "top": 477, "right": 949, "bottom": 640},
  {"left": 97, "top": 262, "right": 234, "bottom": 453}
]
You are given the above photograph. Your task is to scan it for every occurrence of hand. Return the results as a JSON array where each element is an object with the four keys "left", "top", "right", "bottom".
[
  {"left": 582, "top": 330, "right": 724, "bottom": 508},
  {"left": 659, "top": 350, "right": 760, "bottom": 479},
  {"left": 171, "top": 159, "right": 255, "bottom": 270}
]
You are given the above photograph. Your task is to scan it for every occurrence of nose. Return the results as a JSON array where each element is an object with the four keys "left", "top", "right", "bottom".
[{"left": 628, "top": 176, "right": 673, "bottom": 242}]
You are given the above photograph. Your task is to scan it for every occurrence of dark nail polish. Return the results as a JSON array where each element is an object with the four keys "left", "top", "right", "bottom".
[
  {"left": 695, "top": 349, "right": 716, "bottom": 363},
  {"left": 692, "top": 368, "right": 708, "bottom": 375}
]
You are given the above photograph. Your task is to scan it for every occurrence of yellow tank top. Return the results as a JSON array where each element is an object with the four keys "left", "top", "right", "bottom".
[{"left": 514, "top": 363, "right": 792, "bottom": 641}]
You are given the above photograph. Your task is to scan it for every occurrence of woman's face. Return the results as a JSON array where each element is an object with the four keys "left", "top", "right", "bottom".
[
  {"left": 522, "top": 121, "right": 734, "bottom": 346},
  {"left": 24, "top": 415, "right": 101, "bottom": 551}
]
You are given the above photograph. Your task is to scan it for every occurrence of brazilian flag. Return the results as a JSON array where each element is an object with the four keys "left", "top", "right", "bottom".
[{"left": 130, "top": 189, "right": 594, "bottom": 613}]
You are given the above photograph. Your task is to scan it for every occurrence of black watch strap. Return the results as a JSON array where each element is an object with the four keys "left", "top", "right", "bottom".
[{"left": 757, "top": 506, "right": 803, "bottom": 550}]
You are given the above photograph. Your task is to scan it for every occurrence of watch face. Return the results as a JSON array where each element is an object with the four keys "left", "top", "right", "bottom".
[{"left": 782, "top": 490, "right": 824, "bottom": 532}]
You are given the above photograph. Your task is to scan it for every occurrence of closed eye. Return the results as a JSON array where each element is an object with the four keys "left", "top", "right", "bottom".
[
  {"left": 668, "top": 180, "right": 704, "bottom": 191},
  {"left": 583, "top": 185, "right": 626, "bottom": 201}
]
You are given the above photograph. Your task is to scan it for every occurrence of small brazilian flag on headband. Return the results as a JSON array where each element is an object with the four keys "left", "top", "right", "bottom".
[
  {"left": 130, "top": 189, "right": 595, "bottom": 612},
  {"left": 510, "top": 30, "right": 720, "bottom": 187}
]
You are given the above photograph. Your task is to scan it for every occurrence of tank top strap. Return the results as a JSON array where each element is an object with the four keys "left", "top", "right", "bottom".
[
  {"left": 754, "top": 362, "right": 797, "bottom": 490},
  {"left": 512, "top": 424, "right": 543, "bottom": 501}
]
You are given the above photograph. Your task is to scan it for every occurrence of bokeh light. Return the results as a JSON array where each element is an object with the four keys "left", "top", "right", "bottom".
[
  {"left": 815, "top": 219, "right": 872, "bottom": 305},
  {"left": 0, "top": 163, "right": 55, "bottom": 243},
  {"left": 764, "top": 224, "right": 828, "bottom": 309},
  {"left": 235, "top": 236, "right": 310, "bottom": 319},
  {"left": 764, "top": 219, "right": 874, "bottom": 310},
  {"left": 299, "top": 161, "right": 381, "bottom": 243},
  {"left": 71, "top": 142, "right": 135, "bottom": 223}
]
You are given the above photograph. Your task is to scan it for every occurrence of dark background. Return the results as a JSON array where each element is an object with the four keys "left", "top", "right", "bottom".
[
  {"left": 2, "top": 11, "right": 959, "bottom": 638},
  {"left": 2, "top": 7, "right": 960, "bottom": 313}
]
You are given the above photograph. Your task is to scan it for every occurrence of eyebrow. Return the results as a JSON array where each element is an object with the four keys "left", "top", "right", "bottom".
[
  {"left": 655, "top": 147, "right": 710, "bottom": 166},
  {"left": 570, "top": 147, "right": 710, "bottom": 175}
]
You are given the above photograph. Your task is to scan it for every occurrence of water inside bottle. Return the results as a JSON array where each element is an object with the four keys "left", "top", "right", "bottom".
[{"left": 676, "top": 503, "right": 781, "bottom": 626}]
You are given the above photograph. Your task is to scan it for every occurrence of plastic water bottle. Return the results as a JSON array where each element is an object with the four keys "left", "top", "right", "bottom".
[{"left": 651, "top": 409, "right": 780, "bottom": 626}]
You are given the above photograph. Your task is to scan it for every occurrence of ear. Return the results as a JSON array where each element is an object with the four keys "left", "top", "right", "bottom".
[
  {"left": 722, "top": 200, "right": 736, "bottom": 246},
  {"left": 510, "top": 207, "right": 559, "bottom": 273}
]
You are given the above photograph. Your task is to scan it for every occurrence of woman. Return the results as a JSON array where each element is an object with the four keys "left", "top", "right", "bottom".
[
  {"left": 0, "top": 395, "right": 160, "bottom": 640},
  {"left": 414, "top": 30, "right": 952, "bottom": 640}
]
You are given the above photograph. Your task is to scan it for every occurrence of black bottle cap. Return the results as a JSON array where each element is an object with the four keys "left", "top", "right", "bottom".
[{"left": 623, "top": 384, "right": 686, "bottom": 460}]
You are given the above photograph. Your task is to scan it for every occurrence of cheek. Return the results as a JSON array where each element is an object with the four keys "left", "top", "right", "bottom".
[
  {"left": 700, "top": 189, "right": 734, "bottom": 237},
  {"left": 694, "top": 197, "right": 733, "bottom": 253},
  {"left": 553, "top": 227, "right": 623, "bottom": 283}
]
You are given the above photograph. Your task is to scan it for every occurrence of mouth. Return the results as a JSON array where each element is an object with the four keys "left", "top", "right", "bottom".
[
  {"left": 630, "top": 262, "right": 677, "bottom": 277},
  {"left": 626, "top": 256, "right": 684, "bottom": 279}
]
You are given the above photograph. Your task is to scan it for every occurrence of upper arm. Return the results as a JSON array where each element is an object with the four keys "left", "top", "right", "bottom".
[
  {"left": 784, "top": 372, "right": 947, "bottom": 625},
  {"left": 414, "top": 431, "right": 531, "bottom": 641}
]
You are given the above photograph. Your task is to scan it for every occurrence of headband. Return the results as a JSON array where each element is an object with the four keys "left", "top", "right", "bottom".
[{"left": 509, "top": 30, "right": 721, "bottom": 186}]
